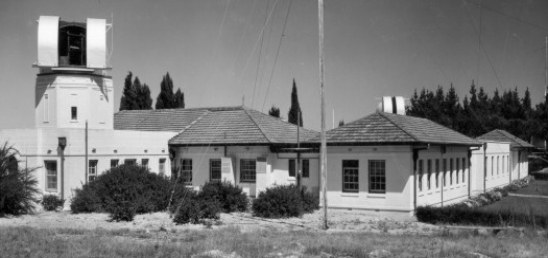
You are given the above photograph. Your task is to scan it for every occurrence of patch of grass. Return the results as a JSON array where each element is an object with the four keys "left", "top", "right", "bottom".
[
  {"left": 479, "top": 196, "right": 548, "bottom": 217},
  {"left": 1, "top": 225, "right": 548, "bottom": 257},
  {"left": 513, "top": 180, "right": 548, "bottom": 196}
]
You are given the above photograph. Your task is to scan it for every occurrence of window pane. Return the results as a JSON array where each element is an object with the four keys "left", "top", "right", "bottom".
[
  {"left": 71, "top": 106, "right": 77, "bottom": 120},
  {"left": 418, "top": 160, "right": 423, "bottom": 191},
  {"left": 289, "top": 159, "right": 295, "bottom": 177},
  {"left": 88, "top": 160, "right": 98, "bottom": 182},
  {"left": 159, "top": 158, "right": 166, "bottom": 175},
  {"left": 302, "top": 159, "right": 309, "bottom": 178},
  {"left": 240, "top": 159, "right": 256, "bottom": 183},
  {"left": 182, "top": 159, "right": 193, "bottom": 185},
  {"left": 342, "top": 160, "right": 359, "bottom": 192},
  {"left": 369, "top": 160, "right": 385, "bottom": 193},
  {"left": 210, "top": 159, "right": 221, "bottom": 181},
  {"left": 110, "top": 159, "right": 119, "bottom": 168},
  {"left": 45, "top": 161, "right": 57, "bottom": 191}
]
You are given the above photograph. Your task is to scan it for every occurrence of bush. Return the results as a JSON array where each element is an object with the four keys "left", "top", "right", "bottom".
[
  {"left": 416, "top": 206, "right": 548, "bottom": 229},
  {"left": 301, "top": 189, "right": 320, "bottom": 213},
  {"left": 199, "top": 181, "right": 248, "bottom": 212},
  {"left": 70, "top": 164, "right": 173, "bottom": 221},
  {"left": 0, "top": 143, "right": 40, "bottom": 216},
  {"left": 171, "top": 187, "right": 221, "bottom": 225},
  {"left": 252, "top": 184, "right": 319, "bottom": 218},
  {"left": 40, "top": 194, "right": 65, "bottom": 211}
]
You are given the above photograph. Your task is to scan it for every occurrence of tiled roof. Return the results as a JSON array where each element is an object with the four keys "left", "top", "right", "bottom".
[
  {"left": 319, "top": 112, "right": 480, "bottom": 146},
  {"left": 477, "top": 129, "right": 535, "bottom": 148},
  {"left": 168, "top": 106, "right": 319, "bottom": 146},
  {"left": 114, "top": 108, "right": 210, "bottom": 132}
]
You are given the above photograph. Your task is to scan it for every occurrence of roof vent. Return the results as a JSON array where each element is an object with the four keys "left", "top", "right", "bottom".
[{"left": 377, "top": 96, "right": 405, "bottom": 115}]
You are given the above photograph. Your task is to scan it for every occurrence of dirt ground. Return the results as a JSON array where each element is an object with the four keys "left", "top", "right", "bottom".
[{"left": 0, "top": 209, "right": 439, "bottom": 235}]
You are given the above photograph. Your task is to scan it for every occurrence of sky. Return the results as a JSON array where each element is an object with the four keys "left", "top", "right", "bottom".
[{"left": 0, "top": 0, "right": 547, "bottom": 131}]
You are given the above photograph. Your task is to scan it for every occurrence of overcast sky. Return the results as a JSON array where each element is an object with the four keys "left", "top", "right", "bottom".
[{"left": 0, "top": 0, "right": 547, "bottom": 131}]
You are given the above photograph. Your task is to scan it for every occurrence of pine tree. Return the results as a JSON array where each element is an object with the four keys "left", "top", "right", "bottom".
[
  {"left": 173, "top": 88, "right": 185, "bottom": 108},
  {"left": 287, "top": 79, "right": 303, "bottom": 126},
  {"left": 156, "top": 72, "right": 175, "bottom": 109},
  {"left": 120, "top": 72, "right": 135, "bottom": 111},
  {"left": 268, "top": 106, "right": 280, "bottom": 118},
  {"left": 338, "top": 120, "right": 345, "bottom": 127}
]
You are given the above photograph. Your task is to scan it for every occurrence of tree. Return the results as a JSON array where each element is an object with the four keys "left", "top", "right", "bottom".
[
  {"left": 287, "top": 79, "right": 303, "bottom": 126},
  {"left": 268, "top": 106, "right": 280, "bottom": 118},
  {"left": 132, "top": 77, "right": 152, "bottom": 110},
  {"left": 120, "top": 72, "right": 136, "bottom": 111},
  {"left": 156, "top": 73, "right": 175, "bottom": 109},
  {"left": 173, "top": 88, "right": 185, "bottom": 108},
  {"left": 338, "top": 120, "right": 345, "bottom": 127},
  {"left": 0, "top": 143, "right": 39, "bottom": 216}
]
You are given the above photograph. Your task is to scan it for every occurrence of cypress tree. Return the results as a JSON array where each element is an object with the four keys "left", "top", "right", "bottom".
[
  {"left": 120, "top": 72, "right": 135, "bottom": 111},
  {"left": 287, "top": 79, "right": 303, "bottom": 126},
  {"left": 156, "top": 72, "right": 175, "bottom": 109},
  {"left": 173, "top": 88, "right": 185, "bottom": 108}
]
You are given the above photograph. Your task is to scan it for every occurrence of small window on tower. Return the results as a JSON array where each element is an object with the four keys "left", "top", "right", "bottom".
[{"left": 71, "top": 106, "right": 77, "bottom": 120}]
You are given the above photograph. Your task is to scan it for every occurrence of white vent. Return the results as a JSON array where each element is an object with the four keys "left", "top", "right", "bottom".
[{"left": 377, "top": 96, "right": 405, "bottom": 115}]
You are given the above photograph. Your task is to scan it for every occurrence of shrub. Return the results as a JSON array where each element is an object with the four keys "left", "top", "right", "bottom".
[
  {"left": 416, "top": 206, "right": 548, "bottom": 229},
  {"left": 301, "top": 189, "right": 320, "bottom": 213},
  {"left": 0, "top": 143, "right": 40, "bottom": 216},
  {"left": 40, "top": 194, "right": 65, "bottom": 211},
  {"left": 171, "top": 188, "right": 221, "bottom": 225},
  {"left": 252, "top": 184, "right": 319, "bottom": 218},
  {"left": 199, "top": 181, "right": 248, "bottom": 212},
  {"left": 70, "top": 164, "right": 173, "bottom": 221}
]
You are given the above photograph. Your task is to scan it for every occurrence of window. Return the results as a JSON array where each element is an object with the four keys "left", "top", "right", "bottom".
[
  {"left": 45, "top": 161, "right": 57, "bottom": 191},
  {"left": 443, "top": 159, "right": 447, "bottom": 187},
  {"left": 342, "top": 160, "right": 359, "bottom": 193},
  {"left": 302, "top": 159, "right": 310, "bottom": 178},
  {"left": 159, "top": 158, "right": 166, "bottom": 175},
  {"left": 181, "top": 159, "right": 193, "bottom": 185},
  {"left": 449, "top": 159, "right": 453, "bottom": 185},
  {"left": 462, "top": 158, "right": 466, "bottom": 182},
  {"left": 71, "top": 106, "right": 77, "bottom": 120},
  {"left": 456, "top": 158, "right": 460, "bottom": 184},
  {"left": 44, "top": 94, "right": 49, "bottom": 123},
  {"left": 141, "top": 158, "right": 149, "bottom": 169},
  {"left": 497, "top": 156, "right": 499, "bottom": 175},
  {"left": 240, "top": 159, "right": 256, "bottom": 183},
  {"left": 110, "top": 159, "right": 119, "bottom": 168},
  {"left": 288, "top": 159, "right": 296, "bottom": 177},
  {"left": 435, "top": 159, "right": 440, "bottom": 188},
  {"left": 418, "top": 160, "right": 423, "bottom": 191},
  {"left": 491, "top": 156, "right": 494, "bottom": 176},
  {"left": 210, "top": 159, "right": 222, "bottom": 182},
  {"left": 369, "top": 160, "right": 385, "bottom": 193},
  {"left": 88, "top": 160, "right": 98, "bottom": 182},
  {"left": 427, "top": 160, "right": 432, "bottom": 190},
  {"left": 124, "top": 159, "right": 137, "bottom": 166}
]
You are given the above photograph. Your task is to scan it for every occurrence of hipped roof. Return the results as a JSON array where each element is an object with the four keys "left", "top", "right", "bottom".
[
  {"left": 319, "top": 112, "right": 481, "bottom": 146},
  {"left": 477, "top": 129, "right": 535, "bottom": 149}
]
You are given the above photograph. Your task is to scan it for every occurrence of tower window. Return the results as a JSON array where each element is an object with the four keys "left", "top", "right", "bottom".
[
  {"left": 58, "top": 24, "right": 86, "bottom": 66},
  {"left": 71, "top": 106, "right": 78, "bottom": 120}
]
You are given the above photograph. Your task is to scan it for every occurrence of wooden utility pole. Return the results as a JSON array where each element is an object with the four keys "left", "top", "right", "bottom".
[{"left": 318, "top": 0, "right": 328, "bottom": 230}]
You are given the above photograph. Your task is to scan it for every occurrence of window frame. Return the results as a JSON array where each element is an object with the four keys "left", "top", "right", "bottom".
[
  {"left": 462, "top": 157, "right": 466, "bottom": 183},
  {"left": 342, "top": 160, "right": 359, "bottom": 193},
  {"left": 141, "top": 158, "right": 149, "bottom": 169},
  {"left": 418, "top": 159, "right": 423, "bottom": 192},
  {"left": 210, "top": 159, "right": 222, "bottom": 182},
  {"left": 240, "top": 159, "right": 256, "bottom": 183},
  {"left": 427, "top": 159, "right": 431, "bottom": 190},
  {"left": 456, "top": 158, "right": 460, "bottom": 184},
  {"left": 110, "top": 159, "right": 119, "bottom": 168},
  {"left": 45, "top": 160, "right": 58, "bottom": 192},
  {"left": 369, "top": 160, "right": 385, "bottom": 194},
  {"left": 181, "top": 159, "right": 193, "bottom": 185},
  {"left": 435, "top": 159, "right": 440, "bottom": 188},
  {"left": 71, "top": 106, "right": 78, "bottom": 121},
  {"left": 159, "top": 158, "right": 166, "bottom": 175},
  {"left": 88, "top": 160, "right": 98, "bottom": 182},
  {"left": 302, "top": 159, "right": 310, "bottom": 178},
  {"left": 288, "top": 159, "right": 296, "bottom": 178}
]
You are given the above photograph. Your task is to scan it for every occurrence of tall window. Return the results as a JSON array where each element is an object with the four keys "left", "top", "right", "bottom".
[
  {"left": 502, "top": 156, "right": 505, "bottom": 174},
  {"left": 288, "top": 159, "right": 296, "bottom": 177},
  {"left": 302, "top": 159, "right": 310, "bottom": 178},
  {"left": 443, "top": 159, "right": 447, "bottom": 187},
  {"left": 462, "top": 158, "right": 466, "bottom": 182},
  {"left": 159, "top": 158, "right": 166, "bottom": 175},
  {"left": 210, "top": 159, "right": 222, "bottom": 182},
  {"left": 181, "top": 159, "right": 193, "bottom": 185},
  {"left": 45, "top": 161, "right": 57, "bottom": 191},
  {"left": 418, "top": 160, "right": 423, "bottom": 191},
  {"left": 507, "top": 155, "right": 510, "bottom": 174},
  {"left": 141, "top": 158, "right": 149, "bottom": 169},
  {"left": 110, "top": 159, "right": 119, "bottom": 168},
  {"left": 71, "top": 106, "right": 78, "bottom": 120},
  {"left": 369, "top": 160, "right": 385, "bottom": 193},
  {"left": 497, "top": 156, "right": 499, "bottom": 175},
  {"left": 456, "top": 158, "right": 460, "bottom": 184},
  {"left": 44, "top": 94, "right": 49, "bottom": 123},
  {"left": 240, "top": 159, "right": 256, "bottom": 183},
  {"left": 435, "top": 159, "right": 440, "bottom": 188},
  {"left": 449, "top": 159, "right": 453, "bottom": 185},
  {"left": 88, "top": 160, "right": 98, "bottom": 182},
  {"left": 427, "top": 159, "right": 431, "bottom": 190},
  {"left": 342, "top": 160, "right": 359, "bottom": 193},
  {"left": 491, "top": 156, "right": 494, "bottom": 176}
]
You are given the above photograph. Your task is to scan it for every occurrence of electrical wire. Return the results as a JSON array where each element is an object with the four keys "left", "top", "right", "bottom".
[{"left": 251, "top": 0, "right": 271, "bottom": 109}]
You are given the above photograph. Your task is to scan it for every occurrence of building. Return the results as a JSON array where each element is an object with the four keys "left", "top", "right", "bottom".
[
  {"left": 470, "top": 129, "right": 534, "bottom": 194},
  {"left": 167, "top": 106, "right": 320, "bottom": 197},
  {"left": 0, "top": 16, "right": 178, "bottom": 207}
]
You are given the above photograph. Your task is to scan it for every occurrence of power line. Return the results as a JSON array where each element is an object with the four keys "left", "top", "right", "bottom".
[
  {"left": 261, "top": 0, "right": 294, "bottom": 112},
  {"left": 251, "top": 0, "right": 270, "bottom": 109}
]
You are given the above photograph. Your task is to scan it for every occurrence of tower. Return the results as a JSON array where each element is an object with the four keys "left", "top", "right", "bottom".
[{"left": 34, "top": 16, "right": 113, "bottom": 130}]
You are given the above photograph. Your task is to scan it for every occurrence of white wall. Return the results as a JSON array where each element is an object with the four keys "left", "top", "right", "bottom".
[
  {"left": 172, "top": 146, "right": 320, "bottom": 197},
  {"left": 0, "top": 128, "right": 176, "bottom": 208}
]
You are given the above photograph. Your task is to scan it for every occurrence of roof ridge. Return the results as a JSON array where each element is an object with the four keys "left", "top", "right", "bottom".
[
  {"left": 377, "top": 112, "right": 421, "bottom": 142},
  {"left": 167, "top": 110, "right": 212, "bottom": 143},
  {"left": 244, "top": 109, "right": 272, "bottom": 144}
]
